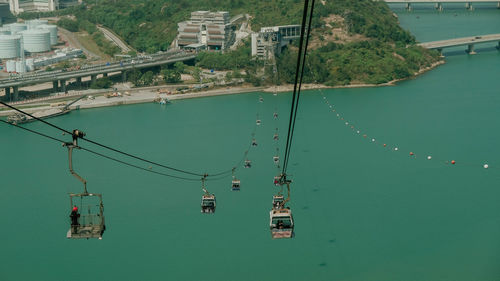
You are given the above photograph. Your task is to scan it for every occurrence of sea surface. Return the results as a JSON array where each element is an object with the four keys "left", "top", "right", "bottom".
[{"left": 1, "top": 5, "right": 500, "bottom": 281}]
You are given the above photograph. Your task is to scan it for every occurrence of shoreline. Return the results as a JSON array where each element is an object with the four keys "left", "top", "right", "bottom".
[{"left": 0, "top": 59, "right": 445, "bottom": 117}]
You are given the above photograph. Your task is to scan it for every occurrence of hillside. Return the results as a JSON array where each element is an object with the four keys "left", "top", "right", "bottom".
[{"left": 20, "top": 0, "right": 442, "bottom": 86}]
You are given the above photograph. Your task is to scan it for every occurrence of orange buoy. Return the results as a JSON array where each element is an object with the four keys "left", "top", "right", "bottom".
[
  {"left": 383, "top": 144, "right": 387, "bottom": 147},
  {"left": 363, "top": 134, "right": 367, "bottom": 138},
  {"left": 410, "top": 152, "right": 414, "bottom": 156},
  {"left": 451, "top": 160, "right": 456, "bottom": 165}
]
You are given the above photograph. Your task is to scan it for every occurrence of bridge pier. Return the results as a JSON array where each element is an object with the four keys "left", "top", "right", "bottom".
[
  {"left": 5, "top": 87, "right": 10, "bottom": 102},
  {"left": 76, "top": 77, "right": 82, "bottom": 87},
  {"left": 121, "top": 71, "right": 127, "bottom": 83},
  {"left": 60, "top": 79, "right": 67, "bottom": 93},
  {"left": 435, "top": 2, "right": 443, "bottom": 11},
  {"left": 52, "top": 81, "right": 58, "bottom": 91},
  {"left": 466, "top": 44, "right": 476, "bottom": 54},
  {"left": 103, "top": 73, "right": 108, "bottom": 78},
  {"left": 91, "top": 74, "right": 97, "bottom": 85},
  {"left": 12, "top": 86, "right": 19, "bottom": 101}
]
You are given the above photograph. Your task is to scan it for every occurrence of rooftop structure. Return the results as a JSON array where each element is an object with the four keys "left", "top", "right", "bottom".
[
  {"left": 251, "top": 25, "right": 301, "bottom": 59},
  {"left": 7, "top": 0, "right": 81, "bottom": 14},
  {"left": 176, "top": 11, "right": 235, "bottom": 51}
]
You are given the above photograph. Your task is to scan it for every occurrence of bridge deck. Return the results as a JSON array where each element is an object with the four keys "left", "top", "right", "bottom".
[
  {"left": 418, "top": 33, "right": 500, "bottom": 49},
  {"left": 384, "top": 0, "right": 499, "bottom": 3}
]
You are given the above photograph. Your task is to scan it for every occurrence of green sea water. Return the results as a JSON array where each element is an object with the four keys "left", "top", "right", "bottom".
[{"left": 1, "top": 6, "right": 500, "bottom": 281}]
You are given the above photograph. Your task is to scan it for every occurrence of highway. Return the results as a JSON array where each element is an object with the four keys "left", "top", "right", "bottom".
[
  {"left": 0, "top": 50, "right": 196, "bottom": 89},
  {"left": 418, "top": 33, "right": 500, "bottom": 49}
]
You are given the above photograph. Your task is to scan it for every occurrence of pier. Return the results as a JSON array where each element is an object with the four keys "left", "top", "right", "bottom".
[
  {"left": 383, "top": 0, "right": 500, "bottom": 10},
  {"left": 418, "top": 33, "right": 500, "bottom": 54}
]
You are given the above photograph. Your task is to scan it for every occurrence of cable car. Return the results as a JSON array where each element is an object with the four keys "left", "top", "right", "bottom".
[
  {"left": 273, "top": 176, "right": 281, "bottom": 186},
  {"left": 273, "top": 134, "right": 279, "bottom": 140},
  {"left": 273, "top": 156, "right": 279, "bottom": 165},
  {"left": 231, "top": 178, "right": 241, "bottom": 191},
  {"left": 272, "top": 195, "right": 284, "bottom": 209},
  {"left": 201, "top": 194, "right": 216, "bottom": 213},
  {"left": 269, "top": 207, "right": 294, "bottom": 239},
  {"left": 64, "top": 129, "right": 106, "bottom": 240},
  {"left": 273, "top": 112, "right": 278, "bottom": 119},
  {"left": 259, "top": 97, "right": 264, "bottom": 103},
  {"left": 67, "top": 193, "right": 106, "bottom": 239},
  {"left": 244, "top": 159, "right": 252, "bottom": 168},
  {"left": 256, "top": 119, "right": 261, "bottom": 126},
  {"left": 252, "top": 139, "right": 258, "bottom": 146}
]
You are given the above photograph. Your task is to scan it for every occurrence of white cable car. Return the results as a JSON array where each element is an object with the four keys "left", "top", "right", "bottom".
[
  {"left": 269, "top": 208, "right": 294, "bottom": 239},
  {"left": 272, "top": 195, "right": 284, "bottom": 209},
  {"left": 273, "top": 112, "right": 278, "bottom": 119},
  {"left": 256, "top": 119, "right": 261, "bottom": 126},
  {"left": 244, "top": 159, "right": 252, "bottom": 168},
  {"left": 273, "top": 156, "right": 279, "bottom": 165},
  {"left": 252, "top": 139, "right": 257, "bottom": 146},
  {"left": 200, "top": 176, "right": 216, "bottom": 213},
  {"left": 201, "top": 194, "right": 216, "bottom": 213},
  {"left": 231, "top": 178, "right": 241, "bottom": 191},
  {"left": 273, "top": 134, "right": 279, "bottom": 140}
]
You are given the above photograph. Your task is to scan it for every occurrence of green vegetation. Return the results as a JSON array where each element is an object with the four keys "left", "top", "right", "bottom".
[
  {"left": 20, "top": 0, "right": 441, "bottom": 86},
  {"left": 90, "top": 77, "right": 112, "bottom": 89}
]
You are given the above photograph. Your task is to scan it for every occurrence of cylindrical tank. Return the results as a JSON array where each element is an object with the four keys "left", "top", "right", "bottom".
[
  {"left": 15, "top": 60, "right": 25, "bottom": 73},
  {"left": 20, "top": 29, "right": 51, "bottom": 53},
  {"left": 0, "top": 35, "right": 21, "bottom": 59},
  {"left": 26, "top": 19, "right": 49, "bottom": 30},
  {"left": 37, "top": 24, "right": 58, "bottom": 45},
  {"left": 25, "top": 58, "right": 34, "bottom": 71},
  {"left": 0, "top": 27, "right": 10, "bottom": 35},
  {"left": 6, "top": 23, "right": 28, "bottom": 35},
  {"left": 6, "top": 60, "right": 15, "bottom": 72}
]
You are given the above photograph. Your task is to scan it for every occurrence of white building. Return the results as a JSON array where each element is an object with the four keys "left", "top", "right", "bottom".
[
  {"left": 176, "top": 11, "right": 235, "bottom": 51},
  {"left": 7, "top": 0, "right": 81, "bottom": 14},
  {"left": 251, "top": 25, "right": 301, "bottom": 59}
]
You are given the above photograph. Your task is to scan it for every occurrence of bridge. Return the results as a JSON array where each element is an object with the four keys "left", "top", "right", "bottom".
[
  {"left": 418, "top": 33, "right": 500, "bottom": 54},
  {"left": 383, "top": 0, "right": 500, "bottom": 10},
  {"left": 0, "top": 50, "right": 196, "bottom": 101}
]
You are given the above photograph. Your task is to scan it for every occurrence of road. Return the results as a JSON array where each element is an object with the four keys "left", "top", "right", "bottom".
[
  {"left": 58, "top": 27, "right": 100, "bottom": 59},
  {"left": 97, "top": 25, "right": 132, "bottom": 53}
]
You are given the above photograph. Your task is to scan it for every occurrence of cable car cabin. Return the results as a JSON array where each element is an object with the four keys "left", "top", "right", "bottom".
[
  {"left": 201, "top": 194, "right": 216, "bottom": 213},
  {"left": 273, "top": 112, "right": 278, "bottom": 119},
  {"left": 272, "top": 195, "right": 284, "bottom": 209},
  {"left": 273, "top": 156, "right": 279, "bottom": 164},
  {"left": 259, "top": 97, "right": 264, "bottom": 103},
  {"left": 67, "top": 193, "right": 105, "bottom": 239},
  {"left": 273, "top": 176, "right": 281, "bottom": 186},
  {"left": 252, "top": 139, "right": 258, "bottom": 146},
  {"left": 231, "top": 179, "right": 241, "bottom": 191},
  {"left": 244, "top": 160, "right": 252, "bottom": 168},
  {"left": 273, "top": 134, "right": 279, "bottom": 140},
  {"left": 256, "top": 120, "right": 261, "bottom": 126},
  {"left": 269, "top": 208, "right": 294, "bottom": 239}
]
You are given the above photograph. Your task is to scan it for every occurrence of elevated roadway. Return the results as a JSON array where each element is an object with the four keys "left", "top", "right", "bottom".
[
  {"left": 1, "top": 51, "right": 196, "bottom": 100},
  {"left": 418, "top": 33, "right": 500, "bottom": 53},
  {"left": 383, "top": 0, "right": 500, "bottom": 10}
]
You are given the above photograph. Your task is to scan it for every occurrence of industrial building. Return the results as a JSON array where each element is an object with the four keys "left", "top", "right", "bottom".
[
  {"left": 251, "top": 25, "right": 301, "bottom": 59},
  {"left": 7, "top": 0, "right": 81, "bottom": 14},
  {"left": 176, "top": 11, "right": 235, "bottom": 51}
]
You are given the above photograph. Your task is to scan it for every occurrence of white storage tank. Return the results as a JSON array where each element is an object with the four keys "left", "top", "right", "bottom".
[
  {"left": 26, "top": 19, "right": 49, "bottom": 30},
  {"left": 25, "top": 58, "right": 34, "bottom": 71},
  {"left": 6, "top": 23, "right": 28, "bottom": 35},
  {"left": 6, "top": 60, "right": 15, "bottom": 72},
  {"left": 0, "top": 35, "right": 21, "bottom": 59},
  {"left": 20, "top": 29, "right": 51, "bottom": 53},
  {"left": 0, "top": 27, "right": 10, "bottom": 35},
  {"left": 37, "top": 24, "right": 58, "bottom": 45},
  {"left": 15, "top": 60, "right": 25, "bottom": 73}
]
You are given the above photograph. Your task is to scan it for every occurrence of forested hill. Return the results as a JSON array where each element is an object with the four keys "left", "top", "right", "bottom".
[
  {"left": 53, "top": 0, "right": 413, "bottom": 53},
  {"left": 21, "top": 0, "right": 441, "bottom": 86}
]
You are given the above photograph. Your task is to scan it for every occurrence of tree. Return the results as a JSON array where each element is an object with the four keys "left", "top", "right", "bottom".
[
  {"left": 173, "top": 61, "right": 186, "bottom": 74},
  {"left": 161, "top": 69, "right": 181, "bottom": 84},
  {"left": 140, "top": 71, "right": 155, "bottom": 86}
]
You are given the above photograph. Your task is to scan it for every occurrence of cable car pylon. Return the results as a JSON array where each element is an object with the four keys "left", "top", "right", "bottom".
[{"left": 64, "top": 129, "right": 106, "bottom": 240}]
